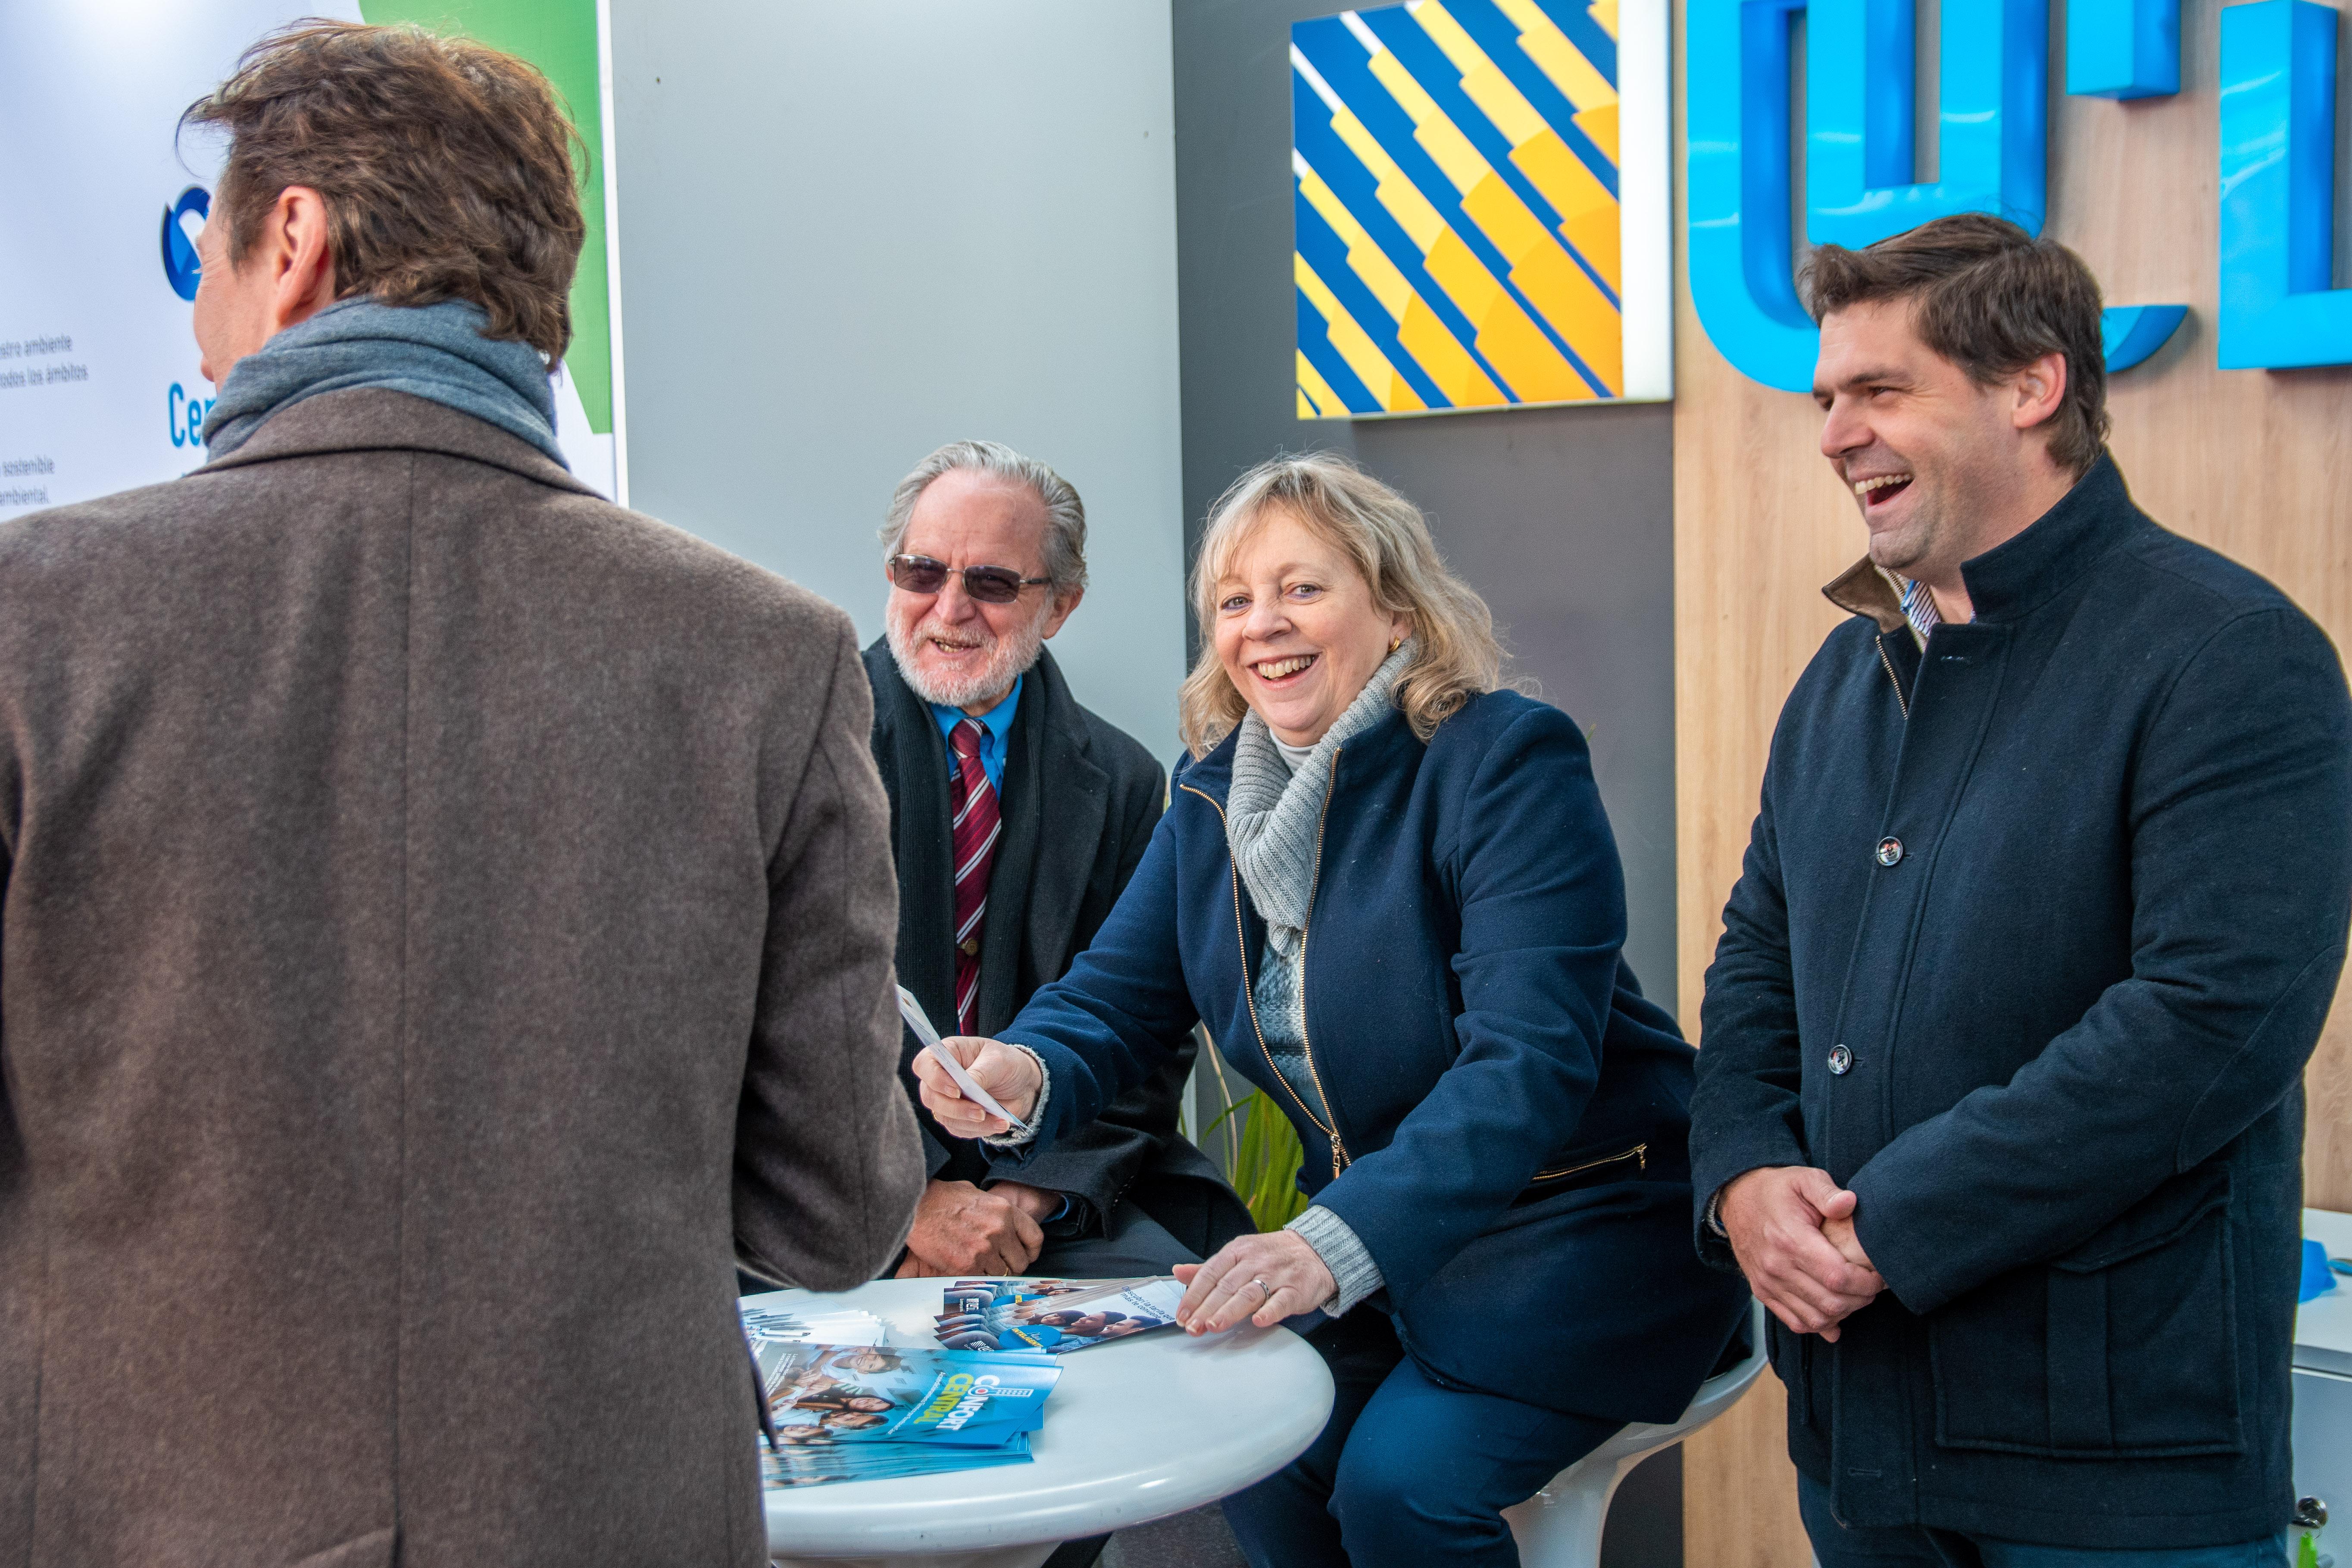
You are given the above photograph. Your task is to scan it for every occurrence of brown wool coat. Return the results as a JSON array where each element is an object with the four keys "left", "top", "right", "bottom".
[{"left": 0, "top": 389, "right": 926, "bottom": 1567}]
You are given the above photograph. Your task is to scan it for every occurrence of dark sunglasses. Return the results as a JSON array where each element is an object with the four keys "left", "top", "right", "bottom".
[{"left": 888, "top": 554, "right": 1052, "bottom": 605}]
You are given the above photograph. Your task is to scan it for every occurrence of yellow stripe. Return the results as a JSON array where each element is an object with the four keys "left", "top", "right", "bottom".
[
  {"left": 1305, "top": 147, "right": 1512, "bottom": 405},
  {"left": 1350, "top": 53, "right": 1621, "bottom": 392},
  {"left": 1491, "top": 0, "right": 1617, "bottom": 114},
  {"left": 1398, "top": 297, "right": 1508, "bottom": 406},
  {"left": 1576, "top": 104, "right": 1619, "bottom": 164},
  {"left": 1424, "top": 229, "right": 1593, "bottom": 402},
  {"left": 1296, "top": 158, "right": 1415, "bottom": 322},
  {"left": 1511, "top": 128, "right": 1619, "bottom": 291},
  {"left": 1459, "top": 170, "right": 1621, "bottom": 393},
  {"left": 1328, "top": 104, "right": 1448, "bottom": 253},
  {"left": 1393, "top": 2, "right": 1618, "bottom": 286},
  {"left": 1588, "top": 0, "right": 1619, "bottom": 41},
  {"left": 1298, "top": 151, "right": 1502, "bottom": 405},
  {"left": 1296, "top": 351, "right": 1346, "bottom": 419},
  {"left": 1414, "top": 2, "right": 1549, "bottom": 150},
  {"left": 1296, "top": 253, "right": 1427, "bottom": 412},
  {"left": 1365, "top": 44, "right": 1487, "bottom": 195}
]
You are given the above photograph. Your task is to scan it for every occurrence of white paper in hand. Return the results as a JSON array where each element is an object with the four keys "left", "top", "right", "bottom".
[{"left": 896, "top": 985, "right": 1034, "bottom": 1139}]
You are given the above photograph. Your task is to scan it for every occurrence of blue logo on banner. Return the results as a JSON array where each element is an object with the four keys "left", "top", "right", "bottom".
[
  {"left": 161, "top": 187, "right": 209, "bottom": 303},
  {"left": 1688, "top": 0, "right": 2191, "bottom": 390},
  {"left": 2218, "top": 0, "right": 2352, "bottom": 369}
]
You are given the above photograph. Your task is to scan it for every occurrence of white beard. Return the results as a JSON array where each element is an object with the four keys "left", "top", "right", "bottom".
[{"left": 885, "top": 603, "right": 1049, "bottom": 711}]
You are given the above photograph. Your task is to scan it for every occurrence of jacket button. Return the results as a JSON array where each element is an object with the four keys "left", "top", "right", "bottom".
[
  {"left": 1875, "top": 837, "right": 1904, "bottom": 867},
  {"left": 1828, "top": 1044, "right": 1853, "bottom": 1075}
]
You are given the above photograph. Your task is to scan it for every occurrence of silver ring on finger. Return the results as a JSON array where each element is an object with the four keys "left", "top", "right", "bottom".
[{"left": 1249, "top": 1277, "right": 1273, "bottom": 1302}]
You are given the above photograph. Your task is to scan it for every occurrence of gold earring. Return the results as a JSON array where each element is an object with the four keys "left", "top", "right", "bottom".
[{"left": 1388, "top": 637, "right": 1402, "bottom": 653}]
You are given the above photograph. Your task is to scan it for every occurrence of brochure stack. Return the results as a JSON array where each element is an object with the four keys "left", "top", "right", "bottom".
[{"left": 741, "top": 1292, "right": 1062, "bottom": 1489}]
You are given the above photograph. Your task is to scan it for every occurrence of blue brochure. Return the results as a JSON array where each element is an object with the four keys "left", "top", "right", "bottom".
[
  {"left": 755, "top": 1339, "right": 1060, "bottom": 1449},
  {"left": 935, "top": 1277, "right": 1185, "bottom": 1354}
]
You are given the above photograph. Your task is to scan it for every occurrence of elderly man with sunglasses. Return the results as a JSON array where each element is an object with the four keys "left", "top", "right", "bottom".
[{"left": 862, "top": 442, "right": 1251, "bottom": 1309}]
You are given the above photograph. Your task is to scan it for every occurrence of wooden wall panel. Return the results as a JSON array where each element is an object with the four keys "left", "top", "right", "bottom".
[{"left": 1676, "top": 1, "right": 2352, "bottom": 1560}]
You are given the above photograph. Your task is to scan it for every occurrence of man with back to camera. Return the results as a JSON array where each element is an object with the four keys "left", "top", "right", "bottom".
[
  {"left": 863, "top": 440, "right": 1252, "bottom": 1284},
  {"left": 1689, "top": 213, "right": 2352, "bottom": 1564},
  {"left": 0, "top": 23, "right": 923, "bottom": 1565}
]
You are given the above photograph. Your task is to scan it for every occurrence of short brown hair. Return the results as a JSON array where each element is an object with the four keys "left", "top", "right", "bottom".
[
  {"left": 182, "top": 21, "right": 584, "bottom": 362},
  {"left": 1803, "top": 214, "right": 2109, "bottom": 476}
]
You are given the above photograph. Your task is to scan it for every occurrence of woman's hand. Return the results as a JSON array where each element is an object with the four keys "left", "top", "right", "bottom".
[
  {"left": 1173, "top": 1230, "right": 1336, "bottom": 1335},
  {"left": 909, "top": 1036, "right": 1043, "bottom": 1139}
]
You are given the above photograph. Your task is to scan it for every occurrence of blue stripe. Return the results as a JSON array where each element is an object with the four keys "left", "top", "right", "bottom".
[
  {"left": 1528, "top": 0, "right": 1617, "bottom": 84},
  {"left": 1445, "top": 0, "right": 1621, "bottom": 196},
  {"left": 1293, "top": 70, "right": 1524, "bottom": 400},
  {"left": 1362, "top": 6, "right": 1619, "bottom": 306},
  {"left": 1296, "top": 286, "right": 1384, "bottom": 413},
  {"left": 1295, "top": 183, "right": 1455, "bottom": 409},
  {"left": 1296, "top": 22, "right": 1607, "bottom": 396}
]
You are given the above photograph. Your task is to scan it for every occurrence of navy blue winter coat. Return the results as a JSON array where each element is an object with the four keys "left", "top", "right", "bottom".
[
  {"left": 1691, "top": 457, "right": 2352, "bottom": 1547},
  {"left": 998, "top": 688, "right": 1748, "bottom": 1424}
]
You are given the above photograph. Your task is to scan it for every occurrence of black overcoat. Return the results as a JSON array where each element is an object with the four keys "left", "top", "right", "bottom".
[
  {"left": 864, "top": 641, "right": 1250, "bottom": 1253},
  {"left": 1691, "top": 456, "right": 2352, "bottom": 1547}
]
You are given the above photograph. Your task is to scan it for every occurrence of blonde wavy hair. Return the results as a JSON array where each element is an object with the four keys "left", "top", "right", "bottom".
[{"left": 1179, "top": 453, "right": 1505, "bottom": 758}]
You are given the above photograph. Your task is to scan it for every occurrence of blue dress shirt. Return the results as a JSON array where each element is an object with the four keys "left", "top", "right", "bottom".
[{"left": 931, "top": 675, "right": 1021, "bottom": 792}]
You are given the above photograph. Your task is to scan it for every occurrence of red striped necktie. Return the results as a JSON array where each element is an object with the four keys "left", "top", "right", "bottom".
[{"left": 947, "top": 718, "right": 1001, "bottom": 1036}]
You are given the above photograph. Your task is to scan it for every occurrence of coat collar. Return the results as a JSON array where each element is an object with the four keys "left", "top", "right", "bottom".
[
  {"left": 1958, "top": 453, "right": 2136, "bottom": 623},
  {"left": 195, "top": 386, "right": 600, "bottom": 499},
  {"left": 868, "top": 640, "right": 1099, "bottom": 781},
  {"left": 864, "top": 640, "right": 1109, "bottom": 1014},
  {"left": 1820, "top": 453, "right": 2136, "bottom": 631},
  {"left": 1009, "top": 649, "right": 1111, "bottom": 987},
  {"left": 1821, "top": 559, "right": 1911, "bottom": 635}
]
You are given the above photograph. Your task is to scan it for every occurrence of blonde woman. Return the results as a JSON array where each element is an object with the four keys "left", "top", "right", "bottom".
[{"left": 917, "top": 454, "right": 1746, "bottom": 1568}]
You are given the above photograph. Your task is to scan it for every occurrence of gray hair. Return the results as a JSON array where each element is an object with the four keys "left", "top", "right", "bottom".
[{"left": 879, "top": 440, "right": 1088, "bottom": 593}]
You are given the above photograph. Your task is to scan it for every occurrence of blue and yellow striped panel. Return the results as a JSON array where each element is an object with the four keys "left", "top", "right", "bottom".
[{"left": 1293, "top": 0, "right": 1624, "bottom": 418}]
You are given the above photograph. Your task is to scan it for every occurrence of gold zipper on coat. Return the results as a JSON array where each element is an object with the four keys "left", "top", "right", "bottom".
[
  {"left": 1293, "top": 749, "right": 1348, "bottom": 1178},
  {"left": 1530, "top": 1142, "right": 1646, "bottom": 1183},
  {"left": 1180, "top": 763, "right": 1352, "bottom": 1179},
  {"left": 1875, "top": 637, "right": 1911, "bottom": 720}
]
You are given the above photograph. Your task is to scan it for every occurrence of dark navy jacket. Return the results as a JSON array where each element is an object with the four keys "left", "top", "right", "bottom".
[
  {"left": 999, "top": 688, "right": 1747, "bottom": 1423},
  {"left": 1691, "top": 457, "right": 2352, "bottom": 1547}
]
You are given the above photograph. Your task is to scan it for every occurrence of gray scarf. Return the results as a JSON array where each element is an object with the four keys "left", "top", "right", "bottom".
[
  {"left": 1225, "top": 641, "right": 1413, "bottom": 959},
  {"left": 203, "top": 297, "right": 565, "bottom": 467}
]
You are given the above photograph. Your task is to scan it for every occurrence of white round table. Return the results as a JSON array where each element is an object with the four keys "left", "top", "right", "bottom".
[{"left": 758, "top": 1276, "right": 1334, "bottom": 1568}]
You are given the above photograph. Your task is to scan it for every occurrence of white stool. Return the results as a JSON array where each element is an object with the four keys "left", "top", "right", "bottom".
[{"left": 1502, "top": 1301, "right": 1770, "bottom": 1567}]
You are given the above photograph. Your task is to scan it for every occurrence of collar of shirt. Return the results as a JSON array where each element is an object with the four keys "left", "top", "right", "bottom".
[
  {"left": 931, "top": 674, "right": 1022, "bottom": 793},
  {"left": 1898, "top": 575, "right": 1946, "bottom": 649}
]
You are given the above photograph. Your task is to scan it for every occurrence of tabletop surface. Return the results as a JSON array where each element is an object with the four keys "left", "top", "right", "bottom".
[
  {"left": 759, "top": 1276, "right": 1336, "bottom": 1558},
  {"left": 2300, "top": 1208, "right": 2352, "bottom": 1374}
]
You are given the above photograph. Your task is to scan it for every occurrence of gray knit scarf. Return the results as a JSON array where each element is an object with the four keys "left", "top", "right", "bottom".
[
  {"left": 1224, "top": 641, "right": 1413, "bottom": 959},
  {"left": 203, "top": 297, "right": 565, "bottom": 466}
]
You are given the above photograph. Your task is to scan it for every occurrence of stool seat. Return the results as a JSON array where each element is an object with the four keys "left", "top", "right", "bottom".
[{"left": 1502, "top": 1301, "right": 1769, "bottom": 1567}]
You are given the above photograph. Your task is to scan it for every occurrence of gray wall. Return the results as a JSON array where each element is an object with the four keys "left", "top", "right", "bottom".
[
  {"left": 607, "top": 0, "right": 1188, "bottom": 761},
  {"left": 1171, "top": 0, "right": 1681, "bottom": 1011}
]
